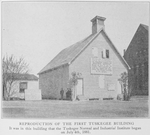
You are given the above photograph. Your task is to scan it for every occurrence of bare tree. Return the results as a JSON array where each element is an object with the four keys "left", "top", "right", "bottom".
[
  {"left": 118, "top": 72, "right": 130, "bottom": 101},
  {"left": 2, "top": 55, "right": 29, "bottom": 100},
  {"left": 69, "top": 72, "right": 82, "bottom": 101}
]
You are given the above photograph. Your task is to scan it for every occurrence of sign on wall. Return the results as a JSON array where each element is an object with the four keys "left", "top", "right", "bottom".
[{"left": 91, "top": 58, "right": 113, "bottom": 74}]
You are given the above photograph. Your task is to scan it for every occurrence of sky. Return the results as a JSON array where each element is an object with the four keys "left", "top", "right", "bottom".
[{"left": 2, "top": 1, "right": 149, "bottom": 75}]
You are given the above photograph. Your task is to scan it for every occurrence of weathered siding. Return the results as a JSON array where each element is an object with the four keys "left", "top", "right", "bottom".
[
  {"left": 39, "top": 65, "right": 69, "bottom": 99},
  {"left": 69, "top": 31, "right": 127, "bottom": 99}
]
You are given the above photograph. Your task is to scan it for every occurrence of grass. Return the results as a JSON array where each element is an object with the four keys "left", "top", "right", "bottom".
[{"left": 2, "top": 96, "right": 149, "bottom": 118}]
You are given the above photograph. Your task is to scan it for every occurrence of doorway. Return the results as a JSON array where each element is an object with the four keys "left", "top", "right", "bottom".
[{"left": 76, "top": 79, "right": 83, "bottom": 96}]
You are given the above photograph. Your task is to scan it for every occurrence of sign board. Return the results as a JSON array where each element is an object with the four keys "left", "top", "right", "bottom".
[{"left": 91, "top": 58, "right": 113, "bottom": 74}]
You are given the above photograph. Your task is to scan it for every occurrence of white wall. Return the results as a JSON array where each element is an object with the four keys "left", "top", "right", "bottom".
[
  {"left": 10, "top": 80, "right": 41, "bottom": 100},
  {"left": 69, "top": 31, "right": 127, "bottom": 100},
  {"left": 25, "top": 89, "right": 41, "bottom": 100},
  {"left": 27, "top": 81, "right": 39, "bottom": 90}
]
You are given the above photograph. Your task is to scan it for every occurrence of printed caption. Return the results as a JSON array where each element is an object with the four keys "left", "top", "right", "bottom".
[{"left": 8, "top": 121, "right": 141, "bottom": 134}]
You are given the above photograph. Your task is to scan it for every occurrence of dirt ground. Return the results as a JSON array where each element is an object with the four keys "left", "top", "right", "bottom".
[{"left": 2, "top": 96, "right": 149, "bottom": 119}]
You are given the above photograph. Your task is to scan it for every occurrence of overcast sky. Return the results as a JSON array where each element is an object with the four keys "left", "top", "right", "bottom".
[{"left": 2, "top": 1, "right": 149, "bottom": 75}]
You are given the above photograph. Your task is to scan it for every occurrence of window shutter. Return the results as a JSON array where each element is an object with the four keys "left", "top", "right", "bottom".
[{"left": 102, "top": 49, "right": 106, "bottom": 58}]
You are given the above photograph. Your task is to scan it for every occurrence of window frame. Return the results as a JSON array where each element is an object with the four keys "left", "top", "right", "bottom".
[
  {"left": 102, "top": 49, "right": 109, "bottom": 59},
  {"left": 19, "top": 82, "right": 28, "bottom": 93}
]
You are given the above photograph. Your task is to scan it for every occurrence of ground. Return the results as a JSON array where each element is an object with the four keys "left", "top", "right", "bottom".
[{"left": 2, "top": 96, "right": 149, "bottom": 118}]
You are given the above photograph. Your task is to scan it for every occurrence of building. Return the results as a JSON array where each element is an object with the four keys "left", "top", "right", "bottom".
[
  {"left": 124, "top": 24, "right": 148, "bottom": 95},
  {"left": 6, "top": 73, "right": 41, "bottom": 100},
  {"left": 39, "top": 16, "right": 130, "bottom": 100}
]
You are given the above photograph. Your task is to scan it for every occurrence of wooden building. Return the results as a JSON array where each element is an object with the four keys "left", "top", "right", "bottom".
[
  {"left": 5, "top": 73, "right": 41, "bottom": 100},
  {"left": 39, "top": 16, "right": 130, "bottom": 100},
  {"left": 124, "top": 24, "right": 148, "bottom": 95}
]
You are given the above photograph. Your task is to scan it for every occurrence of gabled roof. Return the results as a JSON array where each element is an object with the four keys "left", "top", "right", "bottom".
[
  {"left": 5, "top": 73, "right": 38, "bottom": 81},
  {"left": 141, "top": 24, "right": 149, "bottom": 31},
  {"left": 39, "top": 29, "right": 130, "bottom": 74},
  {"left": 101, "top": 30, "right": 130, "bottom": 70},
  {"left": 39, "top": 33, "right": 97, "bottom": 74},
  {"left": 124, "top": 23, "right": 149, "bottom": 58}
]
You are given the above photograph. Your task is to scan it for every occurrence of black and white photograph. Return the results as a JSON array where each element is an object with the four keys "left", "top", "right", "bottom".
[{"left": 0, "top": 1, "right": 149, "bottom": 134}]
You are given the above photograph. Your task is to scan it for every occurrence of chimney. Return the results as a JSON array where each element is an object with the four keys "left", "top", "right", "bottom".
[{"left": 91, "top": 16, "right": 106, "bottom": 34}]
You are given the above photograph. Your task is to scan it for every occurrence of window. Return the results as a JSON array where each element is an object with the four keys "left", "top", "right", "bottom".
[
  {"left": 19, "top": 82, "right": 27, "bottom": 93},
  {"left": 106, "top": 50, "right": 109, "bottom": 58},
  {"left": 102, "top": 49, "right": 109, "bottom": 58}
]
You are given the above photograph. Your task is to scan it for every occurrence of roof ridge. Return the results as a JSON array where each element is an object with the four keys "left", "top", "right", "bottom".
[
  {"left": 125, "top": 23, "right": 149, "bottom": 54},
  {"left": 39, "top": 28, "right": 130, "bottom": 74},
  {"left": 140, "top": 24, "right": 149, "bottom": 31},
  {"left": 101, "top": 30, "right": 130, "bottom": 70},
  {"left": 62, "top": 34, "right": 93, "bottom": 52},
  {"left": 38, "top": 34, "right": 95, "bottom": 74},
  {"left": 140, "top": 23, "right": 148, "bottom": 27},
  {"left": 69, "top": 33, "right": 99, "bottom": 64}
]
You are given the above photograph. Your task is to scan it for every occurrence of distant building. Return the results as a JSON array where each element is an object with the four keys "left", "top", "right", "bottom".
[
  {"left": 6, "top": 73, "right": 41, "bottom": 100},
  {"left": 39, "top": 16, "right": 130, "bottom": 100},
  {"left": 124, "top": 24, "right": 148, "bottom": 95}
]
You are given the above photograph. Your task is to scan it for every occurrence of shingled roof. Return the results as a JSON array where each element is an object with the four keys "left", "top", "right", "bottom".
[
  {"left": 5, "top": 73, "right": 38, "bottom": 81},
  {"left": 39, "top": 28, "right": 130, "bottom": 74},
  {"left": 39, "top": 33, "right": 97, "bottom": 74}
]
